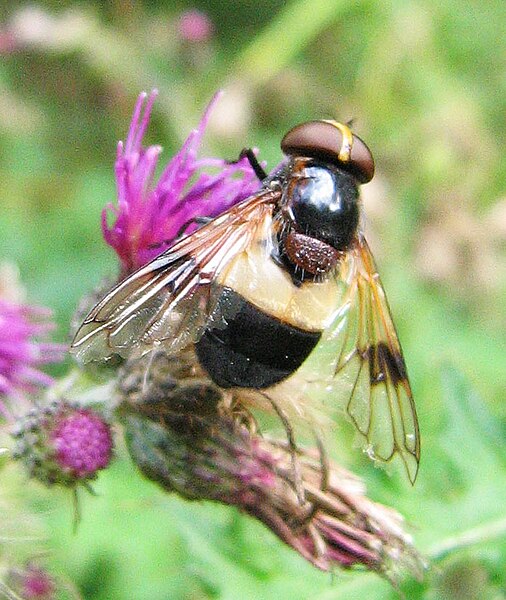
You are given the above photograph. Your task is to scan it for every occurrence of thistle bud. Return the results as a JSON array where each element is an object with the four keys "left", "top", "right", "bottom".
[{"left": 12, "top": 400, "right": 113, "bottom": 488}]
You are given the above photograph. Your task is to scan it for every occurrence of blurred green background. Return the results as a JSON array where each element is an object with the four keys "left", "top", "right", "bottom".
[{"left": 0, "top": 1, "right": 505, "bottom": 598}]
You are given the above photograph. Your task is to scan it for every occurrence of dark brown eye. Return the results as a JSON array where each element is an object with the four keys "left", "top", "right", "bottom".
[{"left": 281, "top": 120, "right": 375, "bottom": 184}]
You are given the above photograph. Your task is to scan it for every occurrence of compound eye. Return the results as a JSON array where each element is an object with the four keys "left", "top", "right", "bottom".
[{"left": 281, "top": 120, "right": 375, "bottom": 183}]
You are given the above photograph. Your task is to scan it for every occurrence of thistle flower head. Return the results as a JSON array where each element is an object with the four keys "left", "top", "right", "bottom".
[
  {"left": 0, "top": 298, "right": 64, "bottom": 417},
  {"left": 103, "top": 90, "right": 261, "bottom": 275},
  {"left": 119, "top": 353, "right": 424, "bottom": 580},
  {"left": 12, "top": 400, "right": 113, "bottom": 487}
]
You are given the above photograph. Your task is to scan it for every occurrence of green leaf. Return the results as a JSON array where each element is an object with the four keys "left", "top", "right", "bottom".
[
  {"left": 423, "top": 366, "right": 506, "bottom": 569},
  {"left": 439, "top": 364, "right": 506, "bottom": 481}
]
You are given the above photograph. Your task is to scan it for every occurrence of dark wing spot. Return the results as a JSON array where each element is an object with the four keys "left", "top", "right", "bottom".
[{"left": 366, "top": 342, "right": 408, "bottom": 387}]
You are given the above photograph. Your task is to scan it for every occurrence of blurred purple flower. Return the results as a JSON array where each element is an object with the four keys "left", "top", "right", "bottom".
[
  {"left": 0, "top": 299, "right": 64, "bottom": 417},
  {"left": 177, "top": 10, "right": 214, "bottom": 42},
  {"left": 7, "top": 562, "right": 56, "bottom": 599},
  {"left": 0, "top": 29, "right": 17, "bottom": 54},
  {"left": 103, "top": 90, "right": 261, "bottom": 276},
  {"left": 17, "top": 564, "right": 55, "bottom": 600}
]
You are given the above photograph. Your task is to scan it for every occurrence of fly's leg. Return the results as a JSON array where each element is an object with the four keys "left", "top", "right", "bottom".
[
  {"left": 173, "top": 216, "right": 213, "bottom": 240},
  {"left": 228, "top": 148, "right": 268, "bottom": 182},
  {"left": 260, "top": 392, "right": 307, "bottom": 506},
  {"left": 290, "top": 431, "right": 329, "bottom": 558}
]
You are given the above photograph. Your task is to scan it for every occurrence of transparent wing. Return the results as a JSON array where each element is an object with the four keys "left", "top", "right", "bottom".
[
  {"left": 324, "top": 235, "right": 420, "bottom": 483},
  {"left": 71, "top": 190, "right": 278, "bottom": 364}
]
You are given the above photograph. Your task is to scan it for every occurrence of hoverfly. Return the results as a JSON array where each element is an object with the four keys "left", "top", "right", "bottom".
[{"left": 71, "top": 120, "right": 420, "bottom": 482}]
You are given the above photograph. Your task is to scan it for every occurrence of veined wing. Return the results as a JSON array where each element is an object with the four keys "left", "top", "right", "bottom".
[
  {"left": 71, "top": 190, "right": 279, "bottom": 363},
  {"left": 325, "top": 235, "right": 420, "bottom": 483}
]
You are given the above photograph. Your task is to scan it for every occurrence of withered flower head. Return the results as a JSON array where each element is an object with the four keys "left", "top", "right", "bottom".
[{"left": 118, "top": 352, "right": 424, "bottom": 581}]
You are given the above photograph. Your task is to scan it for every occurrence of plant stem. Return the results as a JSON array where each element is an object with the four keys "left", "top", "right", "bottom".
[{"left": 429, "top": 516, "right": 506, "bottom": 560}]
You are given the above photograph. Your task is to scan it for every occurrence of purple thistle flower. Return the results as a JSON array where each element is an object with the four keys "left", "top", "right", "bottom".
[
  {"left": 50, "top": 408, "right": 113, "bottom": 479},
  {"left": 103, "top": 90, "right": 262, "bottom": 276},
  {"left": 12, "top": 401, "right": 113, "bottom": 487},
  {"left": 0, "top": 299, "right": 64, "bottom": 417}
]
